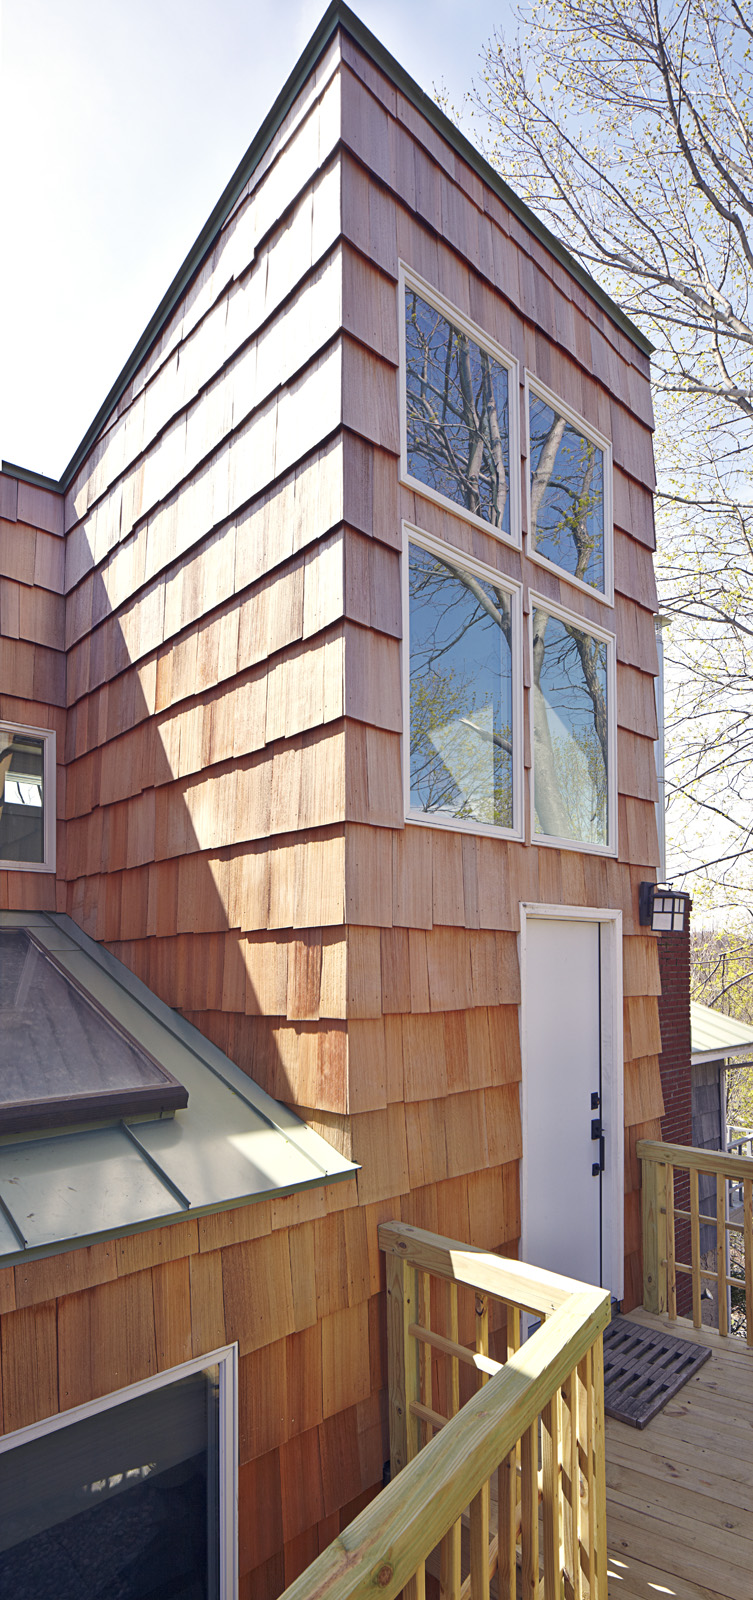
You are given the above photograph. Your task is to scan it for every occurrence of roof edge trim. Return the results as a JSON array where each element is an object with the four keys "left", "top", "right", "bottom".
[
  {"left": 18, "top": 1, "right": 654, "bottom": 496},
  {"left": 691, "top": 1046, "right": 753, "bottom": 1064},
  {"left": 1, "top": 460, "right": 64, "bottom": 494}
]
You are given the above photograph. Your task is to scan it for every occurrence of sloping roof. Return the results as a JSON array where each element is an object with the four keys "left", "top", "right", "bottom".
[
  {"left": 1, "top": 1, "right": 652, "bottom": 499},
  {"left": 0, "top": 911, "right": 356, "bottom": 1266},
  {"left": 690, "top": 1000, "right": 753, "bottom": 1064}
]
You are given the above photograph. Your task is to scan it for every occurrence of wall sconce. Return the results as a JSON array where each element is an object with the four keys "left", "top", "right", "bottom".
[{"left": 639, "top": 882, "right": 690, "bottom": 933}]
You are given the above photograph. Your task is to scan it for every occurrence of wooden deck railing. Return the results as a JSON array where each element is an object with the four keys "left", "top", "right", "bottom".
[
  {"left": 278, "top": 1221, "right": 611, "bottom": 1600},
  {"left": 727, "top": 1125, "right": 753, "bottom": 1205},
  {"left": 638, "top": 1138, "right": 753, "bottom": 1344}
]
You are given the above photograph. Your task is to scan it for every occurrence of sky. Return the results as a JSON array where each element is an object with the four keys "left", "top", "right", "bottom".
[{"left": 0, "top": 0, "right": 512, "bottom": 481}]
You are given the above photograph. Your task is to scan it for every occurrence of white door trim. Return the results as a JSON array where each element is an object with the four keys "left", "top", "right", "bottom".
[{"left": 519, "top": 902, "right": 624, "bottom": 1300}]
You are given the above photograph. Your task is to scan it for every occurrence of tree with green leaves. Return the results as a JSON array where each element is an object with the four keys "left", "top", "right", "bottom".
[{"left": 469, "top": 0, "right": 753, "bottom": 903}]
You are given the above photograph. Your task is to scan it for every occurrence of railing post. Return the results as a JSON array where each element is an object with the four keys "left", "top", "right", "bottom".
[
  {"left": 592, "top": 1332, "right": 609, "bottom": 1600},
  {"left": 386, "top": 1248, "right": 420, "bottom": 1475},
  {"left": 716, "top": 1172, "right": 728, "bottom": 1338},
  {"left": 744, "top": 1176, "right": 753, "bottom": 1348},
  {"left": 641, "top": 1154, "right": 667, "bottom": 1313},
  {"left": 541, "top": 1393, "right": 562, "bottom": 1597}
]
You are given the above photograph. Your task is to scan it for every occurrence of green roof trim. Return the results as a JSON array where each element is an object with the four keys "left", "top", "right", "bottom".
[
  {"left": 0, "top": 910, "right": 356, "bottom": 1267},
  {"left": 0, "top": 460, "right": 63, "bottom": 494},
  {"left": 2, "top": 2, "right": 652, "bottom": 499}
]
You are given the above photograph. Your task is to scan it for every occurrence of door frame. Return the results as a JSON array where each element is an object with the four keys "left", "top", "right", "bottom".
[{"left": 519, "top": 902, "right": 624, "bottom": 1300}]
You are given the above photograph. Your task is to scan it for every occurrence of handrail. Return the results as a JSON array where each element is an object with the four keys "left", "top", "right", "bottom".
[
  {"left": 278, "top": 1290, "right": 610, "bottom": 1600},
  {"left": 379, "top": 1218, "right": 589, "bottom": 1316},
  {"left": 277, "top": 1221, "right": 612, "bottom": 1600},
  {"left": 638, "top": 1138, "right": 753, "bottom": 1345},
  {"left": 637, "top": 1138, "right": 753, "bottom": 1181}
]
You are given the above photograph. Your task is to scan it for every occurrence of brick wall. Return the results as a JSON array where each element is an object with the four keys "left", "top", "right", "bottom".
[{"left": 657, "top": 903, "right": 692, "bottom": 1314}]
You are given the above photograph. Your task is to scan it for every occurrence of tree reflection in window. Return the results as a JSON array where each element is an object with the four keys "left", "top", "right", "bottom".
[
  {"left": 532, "top": 607, "right": 609, "bottom": 846},
  {"left": 529, "top": 394, "right": 605, "bottom": 591},
  {"left": 409, "top": 542, "right": 513, "bottom": 828},
  {"left": 405, "top": 288, "right": 511, "bottom": 533}
]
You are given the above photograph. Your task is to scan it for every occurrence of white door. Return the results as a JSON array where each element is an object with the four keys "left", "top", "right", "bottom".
[{"left": 522, "top": 917, "right": 604, "bottom": 1288}]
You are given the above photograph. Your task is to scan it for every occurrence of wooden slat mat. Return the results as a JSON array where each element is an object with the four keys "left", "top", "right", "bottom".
[{"left": 603, "top": 1315, "right": 712, "bottom": 1428}]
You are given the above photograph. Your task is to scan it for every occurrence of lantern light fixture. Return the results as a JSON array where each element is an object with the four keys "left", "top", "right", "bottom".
[{"left": 639, "top": 882, "right": 690, "bottom": 933}]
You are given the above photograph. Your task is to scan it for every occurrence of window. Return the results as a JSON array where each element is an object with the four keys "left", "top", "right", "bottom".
[
  {"left": 0, "top": 1346, "right": 237, "bottom": 1600},
  {"left": 526, "top": 376, "right": 613, "bottom": 603},
  {"left": 404, "top": 528, "right": 522, "bottom": 836},
  {"left": 0, "top": 928, "right": 188, "bottom": 1132},
  {"left": 530, "top": 596, "right": 616, "bottom": 852},
  {"left": 0, "top": 722, "right": 55, "bottom": 871},
  {"left": 400, "top": 266, "right": 519, "bottom": 541}
]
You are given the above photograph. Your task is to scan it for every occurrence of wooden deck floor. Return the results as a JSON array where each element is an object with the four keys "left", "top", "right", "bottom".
[{"left": 606, "top": 1308, "right": 753, "bottom": 1600}]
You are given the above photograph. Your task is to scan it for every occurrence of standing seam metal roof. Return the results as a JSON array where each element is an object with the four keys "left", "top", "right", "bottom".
[
  {"left": 0, "top": 911, "right": 356, "bottom": 1267},
  {"left": 690, "top": 999, "right": 753, "bottom": 1063}
]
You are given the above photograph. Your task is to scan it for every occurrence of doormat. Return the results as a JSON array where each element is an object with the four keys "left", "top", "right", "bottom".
[{"left": 603, "top": 1316, "right": 712, "bottom": 1428}]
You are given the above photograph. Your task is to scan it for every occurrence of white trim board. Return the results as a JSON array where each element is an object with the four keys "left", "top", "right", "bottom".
[
  {"left": 401, "top": 520, "right": 525, "bottom": 841},
  {"left": 398, "top": 261, "right": 522, "bottom": 547},
  {"left": 523, "top": 369, "right": 614, "bottom": 608},
  {"left": 527, "top": 593, "right": 618, "bottom": 858},
  {"left": 519, "top": 903, "right": 625, "bottom": 1301},
  {"left": 0, "top": 720, "right": 56, "bottom": 873}
]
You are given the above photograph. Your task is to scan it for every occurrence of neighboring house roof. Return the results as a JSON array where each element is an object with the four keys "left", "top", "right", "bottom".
[
  {"left": 1, "top": 1, "right": 652, "bottom": 501},
  {"left": 690, "top": 999, "right": 753, "bottom": 1065},
  {"left": 0, "top": 911, "right": 356, "bottom": 1267}
]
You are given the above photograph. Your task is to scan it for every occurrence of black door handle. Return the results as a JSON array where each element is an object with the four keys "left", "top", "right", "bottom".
[{"left": 592, "top": 1115, "right": 605, "bottom": 1176}]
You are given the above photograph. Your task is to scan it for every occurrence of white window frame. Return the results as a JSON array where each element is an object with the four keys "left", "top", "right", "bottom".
[
  {"left": 528, "top": 592, "right": 617, "bottom": 857},
  {"left": 399, "top": 263, "right": 521, "bottom": 547},
  {"left": 0, "top": 1342, "right": 238, "bottom": 1598},
  {"left": 0, "top": 720, "right": 56, "bottom": 873},
  {"left": 402, "top": 521, "right": 524, "bottom": 841},
  {"left": 524, "top": 372, "right": 614, "bottom": 608}
]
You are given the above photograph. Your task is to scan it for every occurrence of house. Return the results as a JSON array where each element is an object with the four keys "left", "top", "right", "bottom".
[
  {"left": 691, "top": 999, "right": 753, "bottom": 1268},
  {"left": 0, "top": 3, "right": 664, "bottom": 1594}
]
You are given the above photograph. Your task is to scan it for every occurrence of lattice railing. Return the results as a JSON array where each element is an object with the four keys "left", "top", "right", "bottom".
[
  {"left": 278, "top": 1221, "right": 611, "bottom": 1600},
  {"left": 638, "top": 1138, "right": 753, "bottom": 1344}
]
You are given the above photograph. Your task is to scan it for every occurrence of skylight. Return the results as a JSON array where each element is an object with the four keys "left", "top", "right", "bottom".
[{"left": 0, "top": 930, "right": 188, "bottom": 1132}]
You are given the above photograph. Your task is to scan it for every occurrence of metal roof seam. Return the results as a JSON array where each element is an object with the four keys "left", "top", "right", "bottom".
[
  {"left": 0, "top": 1191, "right": 26, "bottom": 1249},
  {"left": 119, "top": 1121, "right": 193, "bottom": 1210},
  {"left": 48, "top": 915, "right": 343, "bottom": 1178}
]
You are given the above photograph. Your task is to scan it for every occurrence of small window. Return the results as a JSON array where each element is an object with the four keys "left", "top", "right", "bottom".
[
  {"left": 405, "top": 530, "right": 521, "bottom": 836},
  {"left": 401, "top": 267, "right": 519, "bottom": 540},
  {"left": 0, "top": 1347, "right": 237, "bottom": 1599},
  {"left": 526, "top": 377, "right": 612, "bottom": 603},
  {"left": 0, "top": 928, "right": 188, "bottom": 1131},
  {"left": 530, "top": 598, "right": 616, "bottom": 852},
  {"left": 0, "top": 722, "right": 55, "bottom": 871}
]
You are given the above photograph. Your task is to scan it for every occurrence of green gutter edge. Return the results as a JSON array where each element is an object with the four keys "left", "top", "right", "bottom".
[
  {"left": 1, "top": 459, "right": 64, "bottom": 494},
  {"left": 1, "top": 1, "right": 653, "bottom": 499}
]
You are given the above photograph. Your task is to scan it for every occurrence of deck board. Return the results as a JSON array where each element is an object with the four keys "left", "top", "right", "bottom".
[{"left": 606, "top": 1310, "right": 753, "bottom": 1600}]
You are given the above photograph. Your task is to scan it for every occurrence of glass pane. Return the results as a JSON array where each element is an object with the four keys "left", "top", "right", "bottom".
[
  {"left": 405, "top": 288, "right": 511, "bottom": 533},
  {"left": 0, "top": 929, "right": 187, "bottom": 1125},
  {"left": 533, "top": 608, "right": 609, "bottom": 846},
  {"left": 529, "top": 394, "right": 605, "bottom": 591},
  {"left": 0, "top": 1367, "right": 220, "bottom": 1599},
  {"left": 0, "top": 730, "right": 45, "bottom": 863},
  {"left": 409, "top": 542, "right": 513, "bottom": 828}
]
